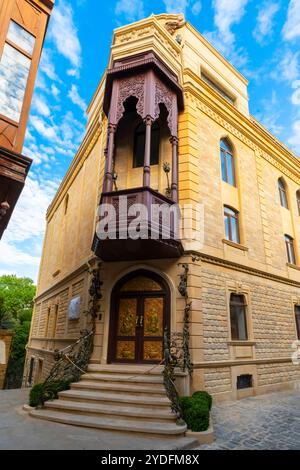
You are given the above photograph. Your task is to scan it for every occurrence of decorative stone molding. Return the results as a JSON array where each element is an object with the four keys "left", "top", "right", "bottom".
[
  {"left": 184, "top": 89, "right": 300, "bottom": 185},
  {"left": 185, "top": 250, "right": 300, "bottom": 288}
]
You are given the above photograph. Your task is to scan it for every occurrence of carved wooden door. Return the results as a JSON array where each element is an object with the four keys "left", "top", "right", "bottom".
[{"left": 109, "top": 272, "right": 169, "bottom": 364}]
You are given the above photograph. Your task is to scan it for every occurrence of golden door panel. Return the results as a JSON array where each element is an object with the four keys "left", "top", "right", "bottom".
[
  {"left": 116, "top": 341, "right": 135, "bottom": 360},
  {"left": 144, "top": 297, "right": 163, "bottom": 337},
  {"left": 121, "top": 276, "right": 162, "bottom": 292},
  {"left": 143, "top": 341, "right": 163, "bottom": 361},
  {"left": 117, "top": 298, "right": 137, "bottom": 337}
]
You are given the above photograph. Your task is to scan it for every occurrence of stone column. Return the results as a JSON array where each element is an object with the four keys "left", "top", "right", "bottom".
[
  {"left": 170, "top": 136, "right": 179, "bottom": 202},
  {"left": 103, "top": 123, "right": 117, "bottom": 193},
  {"left": 143, "top": 115, "right": 153, "bottom": 187}
]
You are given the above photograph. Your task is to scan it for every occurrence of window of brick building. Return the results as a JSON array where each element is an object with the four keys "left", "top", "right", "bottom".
[
  {"left": 285, "top": 234, "right": 296, "bottom": 265},
  {"left": 237, "top": 374, "right": 253, "bottom": 389},
  {"left": 278, "top": 178, "right": 288, "bottom": 209},
  {"left": 296, "top": 190, "right": 300, "bottom": 216},
  {"left": 220, "top": 139, "right": 235, "bottom": 186},
  {"left": 224, "top": 206, "right": 240, "bottom": 243},
  {"left": 295, "top": 306, "right": 300, "bottom": 340},
  {"left": 230, "top": 294, "right": 248, "bottom": 340}
]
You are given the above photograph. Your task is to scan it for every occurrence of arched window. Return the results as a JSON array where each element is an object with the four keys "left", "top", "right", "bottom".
[
  {"left": 220, "top": 138, "right": 235, "bottom": 186},
  {"left": 296, "top": 190, "right": 300, "bottom": 216},
  {"left": 224, "top": 206, "right": 240, "bottom": 244},
  {"left": 278, "top": 178, "right": 288, "bottom": 209},
  {"left": 285, "top": 234, "right": 296, "bottom": 265},
  {"left": 230, "top": 294, "right": 248, "bottom": 340},
  {"left": 133, "top": 121, "right": 160, "bottom": 168}
]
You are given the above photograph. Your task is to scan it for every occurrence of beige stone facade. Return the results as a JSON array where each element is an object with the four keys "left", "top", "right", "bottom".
[
  {"left": 0, "top": 330, "right": 13, "bottom": 389},
  {"left": 24, "top": 13, "right": 300, "bottom": 401}
]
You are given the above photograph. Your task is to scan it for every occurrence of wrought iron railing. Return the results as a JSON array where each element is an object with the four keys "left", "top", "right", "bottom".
[{"left": 163, "top": 328, "right": 183, "bottom": 420}]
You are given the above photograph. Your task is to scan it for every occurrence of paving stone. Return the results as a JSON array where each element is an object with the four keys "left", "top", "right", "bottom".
[{"left": 198, "top": 390, "right": 300, "bottom": 450}]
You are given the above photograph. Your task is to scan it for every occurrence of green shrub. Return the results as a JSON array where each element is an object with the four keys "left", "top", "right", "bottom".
[
  {"left": 179, "top": 391, "right": 212, "bottom": 432},
  {"left": 185, "top": 402, "right": 210, "bottom": 432},
  {"left": 192, "top": 391, "right": 213, "bottom": 410},
  {"left": 29, "top": 380, "right": 71, "bottom": 408}
]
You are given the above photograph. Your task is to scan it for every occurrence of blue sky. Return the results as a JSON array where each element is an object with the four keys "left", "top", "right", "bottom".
[{"left": 1, "top": 0, "right": 300, "bottom": 283}]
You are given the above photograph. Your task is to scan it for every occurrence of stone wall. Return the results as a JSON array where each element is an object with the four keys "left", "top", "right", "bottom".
[{"left": 0, "top": 331, "right": 13, "bottom": 389}]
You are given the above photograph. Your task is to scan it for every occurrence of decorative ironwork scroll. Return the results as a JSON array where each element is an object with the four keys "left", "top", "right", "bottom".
[
  {"left": 163, "top": 328, "right": 183, "bottom": 419},
  {"left": 178, "top": 264, "right": 193, "bottom": 375},
  {"left": 31, "top": 264, "right": 103, "bottom": 407}
]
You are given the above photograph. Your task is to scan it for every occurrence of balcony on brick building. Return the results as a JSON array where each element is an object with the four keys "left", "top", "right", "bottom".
[{"left": 92, "top": 51, "right": 184, "bottom": 261}]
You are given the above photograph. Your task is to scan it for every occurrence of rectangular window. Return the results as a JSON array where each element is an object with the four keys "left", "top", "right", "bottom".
[
  {"left": 295, "top": 306, "right": 300, "bottom": 340},
  {"left": 7, "top": 20, "right": 35, "bottom": 55},
  {"left": 230, "top": 294, "right": 248, "bottom": 340},
  {"left": 0, "top": 21, "right": 35, "bottom": 122},
  {"left": 224, "top": 207, "right": 240, "bottom": 244},
  {"left": 237, "top": 374, "right": 252, "bottom": 389},
  {"left": 285, "top": 235, "right": 296, "bottom": 265},
  {"left": 202, "top": 73, "right": 235, "bottom": 105}
]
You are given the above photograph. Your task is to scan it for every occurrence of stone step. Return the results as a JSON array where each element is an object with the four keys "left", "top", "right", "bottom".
[
  {"left": 71, "top": 380, "right": 166, "bottom": 395},
  {"left": 58, "top": 389, "right": 171, "bottom": 407},
  {"left": 45, "top": 400, "right": 175, "bottom": 421},
  {"left": 87, "top": 364, "right": 164, "bottom": 375},
  {"left": 29, "top": 409, "right": 187, "bottom": 436},
  {"left": 82, "top": 372, "right": 164, "bottom": 386}
]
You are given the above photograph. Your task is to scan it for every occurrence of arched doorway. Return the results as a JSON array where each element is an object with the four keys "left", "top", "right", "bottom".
[{"left": 108, "top": 269, "right": 170, "bottom": 364}]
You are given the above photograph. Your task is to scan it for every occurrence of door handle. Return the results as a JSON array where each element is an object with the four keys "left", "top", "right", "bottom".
[
  {"left": 139, "top": 315, "right": 143, "bottom": 327},
  {"left": 136, "top": 315, "right": 143, "bottom": 327}
]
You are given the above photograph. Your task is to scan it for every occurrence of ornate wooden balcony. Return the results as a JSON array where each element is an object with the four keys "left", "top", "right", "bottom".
[{"left": 92, "top": 187, "right": 183, "bottom": 261}]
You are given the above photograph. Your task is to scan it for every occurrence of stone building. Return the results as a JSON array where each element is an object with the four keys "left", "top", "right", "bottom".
[
  {"left": 0, "top": 330, "right": 13, "bottom": 388},
  {"left": 24, "top": 14, "right": 300, "bottom": 434}
]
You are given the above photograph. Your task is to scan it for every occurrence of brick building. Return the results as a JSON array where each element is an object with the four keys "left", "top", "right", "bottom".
[{"left": 24, "top": 13, "right": 300, "bottom": 434}]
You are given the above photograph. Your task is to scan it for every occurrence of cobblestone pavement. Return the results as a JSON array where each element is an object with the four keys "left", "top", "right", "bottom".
[{"left": 200, "top": 389, "right": 300, "bottom": 450}]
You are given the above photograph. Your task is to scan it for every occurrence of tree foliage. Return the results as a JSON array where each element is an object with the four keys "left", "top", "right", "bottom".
[
  {"left": 0, "top": 275, "right": 36, "bottom": 321},
  {"left": 0, "top": 275, "right": 36, "bottom": 388}
]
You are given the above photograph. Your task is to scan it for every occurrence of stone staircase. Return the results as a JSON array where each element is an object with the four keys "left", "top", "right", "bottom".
[{"left": 29, "top": 364, "right": 192, "bottom": 443}]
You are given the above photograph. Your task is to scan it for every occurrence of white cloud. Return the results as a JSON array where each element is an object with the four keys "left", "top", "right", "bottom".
[
  {"left": 67, "top": 68, "right": 80, "bottom": 79},
  {"left": 203, "top": 0, "right": 249, "bottom": 69},
  {"left": 163, "top": 0, "right": 189, "bottom": 14},
  {"left": 30, "top": 115, "right": 57, "bottom": 140},
  {"left": 1, "top": 175, "right": 59, "bottom": 282},
  {"left": 49, "top": 0, "right": 82, "bottom": 69},
  {"left": 253, "top": 1, "right": 280, "bottom": 45},
  {"left": 39, "top": 48, "right": 60, "bottom": 82},
  {"left": 51, "top": 84, "right": 60, "bottom": 100},
  {"left": 68, "top": 84, "right": 87, "bottom": 113},
  {"left": 274, "top": 50, "right": 299, "bottom": 83},
  {"left": 115, "top": 0, "right": 145, "bottom": 22},
  {"left": 291, "top": 80, "right": 300, "bottom": 105},
  {"left": 212, "top": 0, "right": 249, "bottom": 46},
  {"left": 0, "top": 242, "right": 41, "bottom": 267},
  {"left": 32, "top": 95, "right": 51, "bottom": 117},
  {"left": 288, "top": 120, "right": 300, "bottom": 155},
  {"left": 2, "top": 175, "right": 58, "bottom": 244},
  {"left": 191, "top": 1, "right": 202, "bottom": 15},
  {"left": 282, "top": 0, "right": 300, "bottom": 41}
]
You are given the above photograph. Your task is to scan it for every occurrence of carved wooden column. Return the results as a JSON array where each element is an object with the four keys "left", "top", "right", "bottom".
[
  {"left": 143, "top": 115, "right": 153, "bottom": 187},
  {"left": 103, "top": 123, "right": 116, "bottom": 193},
  {"left": 170, "top": 136, "right": 179, "bottom": 202}
]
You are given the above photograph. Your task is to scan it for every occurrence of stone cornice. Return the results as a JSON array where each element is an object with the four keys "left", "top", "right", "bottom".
[
  {"left": 186, "top": 250, "right": 300, "bottom": 288},
  {"left": 193, "top": 357, "right": 292, "bottom": 368},
  {"left": 34, "top": 255, "right": 98, "bottom": 302},
  {"left": 183, "top": 68, "right": 300, "bottom": 184}
]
